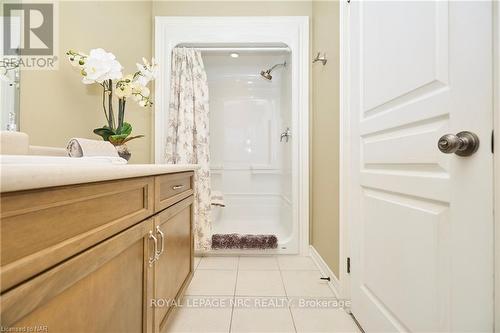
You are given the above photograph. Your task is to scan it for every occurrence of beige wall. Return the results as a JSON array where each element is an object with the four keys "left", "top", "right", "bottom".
[
  {"left": 20, "top": 1, "right": 152, "bottom": 164},
  {"left": 311, "top": 0, "right": 340, "bottom": 277},
  {"left": 20, "top": 1, "right": 312, "bottom": 164},
  {"left": 152, "top": 1, "right": 312, "bottom": 16},
  {"left": 20, "top": 1, "right": 341, "bottom": 275}
]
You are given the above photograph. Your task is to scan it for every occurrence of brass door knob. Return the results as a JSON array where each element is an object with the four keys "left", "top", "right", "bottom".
[{"left": 438, "top": 131, "right": 480, "bottom": 157}]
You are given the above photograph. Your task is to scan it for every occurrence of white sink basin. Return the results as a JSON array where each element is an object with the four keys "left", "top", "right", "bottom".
[{"left": 0, "top": 155, "right": 127, "bottom": 165}]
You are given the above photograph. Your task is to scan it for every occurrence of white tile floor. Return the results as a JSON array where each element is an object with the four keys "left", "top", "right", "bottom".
[{"left": 165, "top": 256, "right": 360, "bottom": 333}]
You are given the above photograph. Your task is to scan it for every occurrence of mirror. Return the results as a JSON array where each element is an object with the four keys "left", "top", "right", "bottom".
[
  {"left": 1, "top": 3, "right": 21, "bottom": 131},
  {"left": 0, "top": 58, "right": 20, "bottom": 131}
]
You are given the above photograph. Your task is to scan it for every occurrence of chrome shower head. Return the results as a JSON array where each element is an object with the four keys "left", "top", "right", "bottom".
[{"left": 260, "top": 61, "right": 286, "bottom": 81}]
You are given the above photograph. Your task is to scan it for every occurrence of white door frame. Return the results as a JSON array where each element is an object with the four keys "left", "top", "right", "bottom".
[
  {"left": 494, "top": 1, "right": 500, "bottom": 331},
  {"left": 340, "top": 0, "right": 500, "bottom": 325},
  {"left": 338, "top": 0, "right": 352, "bottom": 300},
  {"left": 154, "top": 16, "right": 310, "bottom": 255}
]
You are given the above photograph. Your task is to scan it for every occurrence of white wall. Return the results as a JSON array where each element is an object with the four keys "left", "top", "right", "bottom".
[{"left": 205, "top": 52, "right": 288, "bottom": 195}]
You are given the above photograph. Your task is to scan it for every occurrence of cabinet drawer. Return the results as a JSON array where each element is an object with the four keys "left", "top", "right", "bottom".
[
  {"left": 0, "top": 218, "right": 154, "bottom": 332},
  {"left": 0, "top": 177, "right": 154, "bottom": 292},
  {"left": 154, "top": 172, "right": 194, "bottom": 212}
]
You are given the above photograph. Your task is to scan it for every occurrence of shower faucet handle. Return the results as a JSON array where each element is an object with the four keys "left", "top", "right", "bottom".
[{"left": 280, "top": 128, "right": 291, "bottom": 143}]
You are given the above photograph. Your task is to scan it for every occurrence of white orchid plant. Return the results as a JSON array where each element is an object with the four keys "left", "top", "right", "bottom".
[{"left": 66, "top": 48, "right": 157, "bottom": 146}]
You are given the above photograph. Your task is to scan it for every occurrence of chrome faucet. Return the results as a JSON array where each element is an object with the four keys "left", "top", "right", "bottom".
[{"left": 280, "top": 127, "right": 291, "bottom": 143}]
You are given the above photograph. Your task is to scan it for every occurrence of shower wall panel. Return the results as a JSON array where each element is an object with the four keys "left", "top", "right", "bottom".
[{"left": 204, "top": 51, "right": 295, "bottom": 251}]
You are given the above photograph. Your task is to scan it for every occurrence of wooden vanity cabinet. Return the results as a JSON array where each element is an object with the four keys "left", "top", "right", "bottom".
[{"left": 0, "top": 172, "right": 195, "bottom": 333}]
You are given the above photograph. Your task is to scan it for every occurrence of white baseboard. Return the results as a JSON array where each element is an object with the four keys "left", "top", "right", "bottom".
[{"left": 309, "top": 245, "right": 341, "bottom": 299}]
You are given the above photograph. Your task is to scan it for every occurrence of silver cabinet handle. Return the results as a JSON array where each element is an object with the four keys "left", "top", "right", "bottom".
[
  {"left": 148, "top": 231, "right": 158, "bottom": 266},
  {"left": 155, "top": 225, "right": 165, "bottom": 258},
  {"left": 172, "top": 184, "right": 185, "bottom": 190}
]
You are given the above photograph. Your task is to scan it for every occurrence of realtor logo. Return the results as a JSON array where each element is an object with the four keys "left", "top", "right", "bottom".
[
  {"left": 3, "top": 3, "right": 54, "bottom": 56},
  {"left": 1, "top": 2, "right": 58, "bottom": 69}
]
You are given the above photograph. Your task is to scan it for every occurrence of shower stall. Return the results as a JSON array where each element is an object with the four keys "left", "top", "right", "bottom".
[
  {"left": 201, "top": 49, "right": 296, "bottom": 253},
  {"left": 155, "top": 17, "right": 309, "bottom": 255}
]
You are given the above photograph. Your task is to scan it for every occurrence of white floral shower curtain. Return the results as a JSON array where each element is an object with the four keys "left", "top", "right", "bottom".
[{"left": 165, "top": 48, "right": 211, "bottom": 251}]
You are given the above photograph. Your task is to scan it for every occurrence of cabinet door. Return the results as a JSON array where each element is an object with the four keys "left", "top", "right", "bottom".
[
  {"left": 153, "top": 196, "right": 194, "bottom": 333},
  {"left": 1, "top": 218, "right": 156, "bottom": 333}
]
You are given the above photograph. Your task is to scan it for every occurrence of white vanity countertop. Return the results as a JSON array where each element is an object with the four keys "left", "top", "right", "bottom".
[{"left": 0, "top": 163, "right": 198, "bottom": 193}]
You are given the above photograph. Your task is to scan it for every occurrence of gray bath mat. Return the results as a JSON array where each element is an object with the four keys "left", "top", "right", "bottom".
[{"left": 212, "top": 233, "right": 278, "bottom": 250}]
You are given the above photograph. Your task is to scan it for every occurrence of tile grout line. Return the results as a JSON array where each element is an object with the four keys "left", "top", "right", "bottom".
[
  {"left": 194, "top": 256, "right": 201, "bottom": 271},
  {"left": 228, "top": 256, "right": 240, "bottom": 333},
  {"left": 183, "top": 294, "right": 237, "bottom": 297},
  {"left": 196, "top": 269, "right": 239, "bottom": 271},
  {"left": 277, "top": 256, "right": 298, "bottom": 333}
]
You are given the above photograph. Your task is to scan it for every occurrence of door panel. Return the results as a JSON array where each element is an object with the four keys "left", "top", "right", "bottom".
[
  {"left": 362, "top": 189, "right": 449, "bottom": 332},
  {"left": 349, "top": 1, "right": 493, "bottom": 332},
  {"left": 361, "top": 1, "right": 448, "bottom": 114}
]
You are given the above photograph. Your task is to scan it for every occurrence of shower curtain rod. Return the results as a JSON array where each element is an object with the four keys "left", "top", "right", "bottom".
[{"left": 177, "top": 46, "right": 291, "bottom": 52}]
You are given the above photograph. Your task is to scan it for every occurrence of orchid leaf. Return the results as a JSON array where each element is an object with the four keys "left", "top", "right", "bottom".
[
  {"left": 109, "top": 134, "right": 145, "bottom": 145},
  {"left": 108, "top": 134, "right": 129, "bottom": 145},
  {"left": 116, "top": 122, "right": 132, "bottom": 136},
  {"left": 121, "top": 135, "right": 145, "bottom": 144},
  {"left": 93, "top": 126, "right": 115, "bottom": 141}
]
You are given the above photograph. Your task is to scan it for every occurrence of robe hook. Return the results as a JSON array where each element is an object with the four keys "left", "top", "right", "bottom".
[{"left": 312, "top": 52, "right": 327, "bottom": 66}]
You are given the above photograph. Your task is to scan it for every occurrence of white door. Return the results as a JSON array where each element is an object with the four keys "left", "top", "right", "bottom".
[{"left": 348, "top": 1, "right": 494, "bottom": 332}]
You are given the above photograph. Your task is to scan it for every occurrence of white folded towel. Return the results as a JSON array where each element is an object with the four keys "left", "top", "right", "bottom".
[
  {"left": 67, "top": 138, "right": 119, "bottom": 158},
  {"left": 77, "top": 156, "right": 128, "bottom": 165},
  {"left": 211, "top": 190, "right": 225, "bottom": 207}
]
